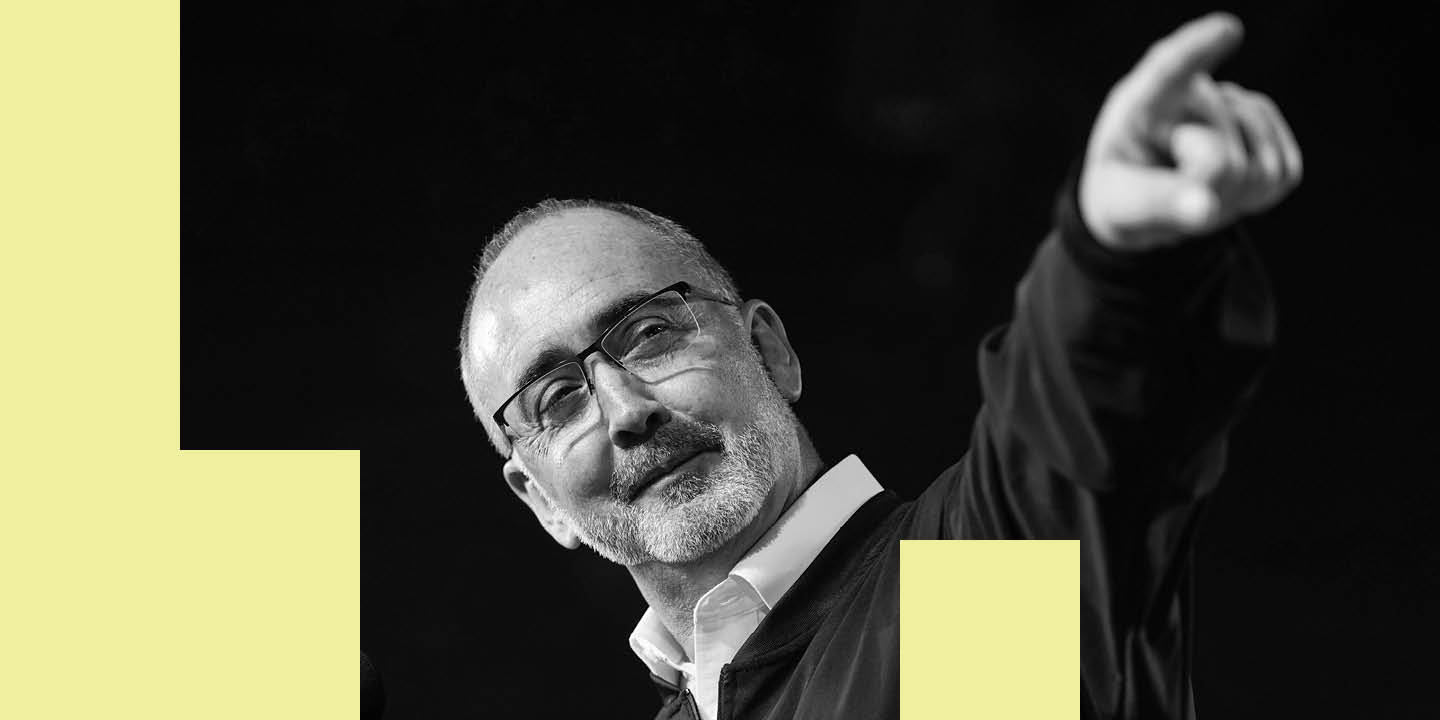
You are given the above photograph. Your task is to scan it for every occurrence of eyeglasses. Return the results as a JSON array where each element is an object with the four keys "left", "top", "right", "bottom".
[{"left": 492, "top": 281, "right": 738, "bottom": 444}]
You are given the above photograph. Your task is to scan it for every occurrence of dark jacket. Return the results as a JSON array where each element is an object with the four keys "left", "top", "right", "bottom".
[{"left": 650, "top": 183, "right": 1275, "bottom": 720}]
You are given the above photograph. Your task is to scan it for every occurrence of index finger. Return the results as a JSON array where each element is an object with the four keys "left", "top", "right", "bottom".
[{"left": 1128, "top": 13, "right": 1245, "bottom": 102}]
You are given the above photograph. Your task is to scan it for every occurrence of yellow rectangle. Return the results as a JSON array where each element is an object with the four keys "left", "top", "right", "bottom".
[{"left": 901, "top": 540, "right": 1079, "bottom": 719}]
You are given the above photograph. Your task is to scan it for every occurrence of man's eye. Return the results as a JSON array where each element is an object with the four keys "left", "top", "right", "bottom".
[
  {"left": 620, "top": 318, "right": 683, "bottom": 357},
  {"left": 534, "top": 381, "right": 586, "bottom": 422},
  {"left": 634, "top": 318, "right": 677, "bottom": 339}
]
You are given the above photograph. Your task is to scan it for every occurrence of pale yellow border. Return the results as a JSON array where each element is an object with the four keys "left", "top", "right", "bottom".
[{"left": 0, "top": 3, "right": 358, "bottom": 717}]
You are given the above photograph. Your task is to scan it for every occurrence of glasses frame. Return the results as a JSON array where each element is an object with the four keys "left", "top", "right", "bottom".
[{"left": 491, "top": 281, "right": 739, "bottom": 439}]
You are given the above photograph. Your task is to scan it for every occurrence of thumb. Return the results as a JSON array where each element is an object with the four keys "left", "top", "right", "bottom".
[{"left": 1083, "top": 164, "right": 1219, "bottom": 248}]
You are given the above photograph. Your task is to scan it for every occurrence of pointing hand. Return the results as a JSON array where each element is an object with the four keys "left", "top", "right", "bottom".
[{"left": 1079, "top": 13, "right": 1303, "bottom": 251}]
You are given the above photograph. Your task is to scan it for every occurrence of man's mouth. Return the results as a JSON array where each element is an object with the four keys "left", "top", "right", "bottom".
[{"left": 628, "top": 447, "right": 720, "bottom": 501}]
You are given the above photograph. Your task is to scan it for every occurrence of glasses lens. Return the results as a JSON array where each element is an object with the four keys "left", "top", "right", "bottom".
[
  {"left": 601, "top": 291, "right": 700, "bottom": 377},
  {"left": 505, "top": 362, "right": 590, "bottom": 433},
  {"left": 502, "top": 290, "right": 710, "bottom": 441}
]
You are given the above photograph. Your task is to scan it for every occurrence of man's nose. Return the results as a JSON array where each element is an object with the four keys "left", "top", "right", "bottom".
[{"left": 588, "top": 360, "right": 669, "bottom": 449}]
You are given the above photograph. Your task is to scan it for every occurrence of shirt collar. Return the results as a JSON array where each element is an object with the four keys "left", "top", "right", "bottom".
[{"left": 627, "top": 455, "right": 883, "bottom": 680}]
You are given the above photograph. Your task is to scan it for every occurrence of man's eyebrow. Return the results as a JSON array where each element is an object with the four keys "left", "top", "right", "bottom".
[
  {"left": 513, "top": 346, "right": 578, "bottom": 393},
  {"left": 509, "top": 288, "right": 658, "bottom": 393},
  {"left": 589, "top": 289, "right": 656, "bottom": 334}
]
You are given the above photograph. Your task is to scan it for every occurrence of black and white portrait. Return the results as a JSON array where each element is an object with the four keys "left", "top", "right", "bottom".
[{"left": 183, "top": 2, "right": 1437, "bottom": 718}]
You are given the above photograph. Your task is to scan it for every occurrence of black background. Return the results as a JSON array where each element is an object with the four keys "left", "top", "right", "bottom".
[{"left": 184, "top": 1, "right": 1438, "bottom": 717}]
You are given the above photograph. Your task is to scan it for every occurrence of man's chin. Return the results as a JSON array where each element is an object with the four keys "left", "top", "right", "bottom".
[
  {"left": 638, "top": 475, "right": 770, "bottom": 564},
  {"left": 574, "top": 473, "right": 767, "bottom": 566}
]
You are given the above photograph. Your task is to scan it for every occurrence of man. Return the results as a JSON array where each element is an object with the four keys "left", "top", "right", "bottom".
[{"left": 458, "top": 12, "right": 1299, "bottom": 720}]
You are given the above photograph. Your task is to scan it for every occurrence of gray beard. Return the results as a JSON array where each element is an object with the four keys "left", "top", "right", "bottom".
[{"left": 541, "top": 395, "right": 795, "bottom": 566}]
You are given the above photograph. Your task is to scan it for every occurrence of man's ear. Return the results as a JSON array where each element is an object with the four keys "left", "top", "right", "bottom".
[
  {"left": 502, "top": 456, "right": 582, "bottom": 550},
  {"left": 740, "top": 299, "right": 802, "bottom": 402}
]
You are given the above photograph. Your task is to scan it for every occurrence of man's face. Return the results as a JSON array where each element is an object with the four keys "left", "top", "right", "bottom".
[{"left": 464, "top": 208, "right": 803, "bottom": 566}]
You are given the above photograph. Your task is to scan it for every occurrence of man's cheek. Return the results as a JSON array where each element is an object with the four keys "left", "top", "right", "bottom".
[
  {"left": 659, "top": 370, "right": 738, "bottom": 422},
  {"left": 549, "top": 443, "right": 617, "bottom": 502}
]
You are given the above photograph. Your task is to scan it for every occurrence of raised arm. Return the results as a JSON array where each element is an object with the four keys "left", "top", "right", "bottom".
[{"left": 907, "top": 13, "right": 1302, "bottom": 719}]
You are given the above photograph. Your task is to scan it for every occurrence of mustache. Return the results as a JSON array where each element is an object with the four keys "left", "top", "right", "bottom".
[{"left": 610, "top": 420, "right": 726, "bottom": 501}]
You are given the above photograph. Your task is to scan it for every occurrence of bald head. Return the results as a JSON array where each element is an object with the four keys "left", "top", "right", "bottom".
[{"left": 458, "top": 200, "right": 740, "bottom": 454}]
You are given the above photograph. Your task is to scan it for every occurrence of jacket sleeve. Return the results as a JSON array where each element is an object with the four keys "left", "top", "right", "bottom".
[{"left": 907, "top": 171, "right": 1275, "bottom": 718}]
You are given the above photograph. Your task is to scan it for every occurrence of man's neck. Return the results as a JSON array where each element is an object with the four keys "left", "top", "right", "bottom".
[{"left": 628, "top": 537, "right": 751, "bottom": 659}]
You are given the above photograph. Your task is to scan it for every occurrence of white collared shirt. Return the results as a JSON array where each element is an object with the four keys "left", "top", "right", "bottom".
[{"left": 627, "top": 455, "right": 883, "bottom": 720}]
